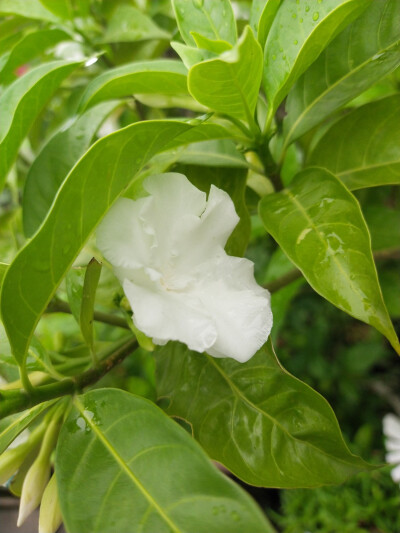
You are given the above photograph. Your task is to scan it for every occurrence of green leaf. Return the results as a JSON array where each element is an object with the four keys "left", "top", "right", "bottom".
[
  {"left": 0, "top": 28, "right": 71, "bottom": 85},
  {"left": 172, "top": 0, "right": 237, "bottom": 46},
  {"left": 0, "top": 121, "right": 230, "bottom": 366},
  {"left": 156, "top": 340, "right": 372, "bottom": 488},
  {"left": 283, "top": 0, "right": 400, "bottom": 146},
  {"left": 0, "top": 401, "right": 55, "bottom": 454},
  {"left": 98, "top": 4, "right": 170, "bottom": 44},
  {"left": 174, "top": 165, "right": 250, "bottom": 257},
  {"left": 79, "top": 60, "right": 189, "bottom": 110},
  {"left": 80, "top": 258, "right": 102, "bottom": 355},
  {"left": 177, "top": 139, "right": 247, "bottom": 168},
  {"left": 38, "top": 0, "right": 73, "bottom": 19},
  {"left": 250, "top": 0, "right": 282, "bottom": 49},
  {"left": 65, "top": 268, "right": 85, "bottom": 324},
  {"left": 188, "top": 26, "right": 263, "bottom": 122},
  {"left": 56, "top": 389, "right": 274, "bottom": 533},
  {"left": 308, "top": 95, "right": 400, "bottom": 190},
  {"left": 0, "top": 0, "right": 58, "bottom": 21},
  {"left": 23, "top": 100, "right": 120, "bottom": 237},
  {"left": 0, "top": 60, "right": 81, "bottom": 190},
  {"left": 258, "top": 167, "right": 399, "bottom": 353},
  {"left": 0, "top": 263, "right": 7, "bottom": 289},
  {"left": 171, "top": 41, "right": 211, "bottom": 69},
  {"left": 263, "top": 0, "right": 370, "bottom": 118},
  {"left": 191, "top": 32, "right": 232, "bottom": 54}
]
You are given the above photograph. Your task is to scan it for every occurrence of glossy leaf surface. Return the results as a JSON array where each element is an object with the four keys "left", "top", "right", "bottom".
[
  {"left": 1, "top": 121, "right": 231, "bottom": 366},
  {"left": 259, "top": 168, "right": 399, "bottom": 352},
  {"left": 80, "top": 258, "right": 102, "bottom": 354},
  {"left": 79, "top": 60, "right": 189, "bottom": 110},
  {"left": 0, "top": 0, "right": 57, "bottom": 21},
  {"left": 188, "top": 26, "right": 263, "bottom": 121},
  {"left": 156, "top": 340, "right": 371, "bottom": 488},
  {"left": 263, "top": 0, "right": 370, "bottom": 115},
  {"left": 0, "top": 60, "right": 80, "bottom": 189},
  {"left": 56, "top": 389, "right": 273, "bottom": 533},
  {"left": 172, "top": 0, "right": 237, "bottom": 46},
  {"left": 250, "top": 0, "right": 282, "bottom": 49},
  {"left": 23, "top": 100, "right": 120, "bottom": 237},
  {"left": 309, "top": 95, "right": 400, "bottom": 190},
  {"left": 283, "top": 0, "right": 400, "bottom": 145}
]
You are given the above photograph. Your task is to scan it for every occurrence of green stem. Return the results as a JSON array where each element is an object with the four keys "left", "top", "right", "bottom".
[
  {"left": 0, "top": 337, "right": 138, "bottom": 419},
  {"left": 47, "top": 299, "right": 130, "bottom": 330}
]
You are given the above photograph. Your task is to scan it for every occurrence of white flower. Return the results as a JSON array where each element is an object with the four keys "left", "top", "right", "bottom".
[
  {"left": 97, "top": 173, "right": 272, "bottom": 362},
  {"left": 383, "top": 413, "right": 400, "bottom": 482}
]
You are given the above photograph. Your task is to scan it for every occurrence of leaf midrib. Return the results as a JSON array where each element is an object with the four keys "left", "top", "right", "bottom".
[{"left": 74, "top": 397, "right": 182, "bottom": 533}]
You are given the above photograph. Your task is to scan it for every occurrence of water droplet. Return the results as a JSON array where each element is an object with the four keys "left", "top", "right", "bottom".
[
  {"left": 293, "top": 39, "right": 298, "bottom": 45},
  {"left": 212, "top": 507, "right": 219, "bottom": 516},
  {"left": 282, "top": 54, "right": 286, "bottom": 59},
  {"left": 292, "top": 12, "right": 297, "bottom": 19},
  {"left": 318, "top": 0, "right": 323, "bottom": 3},
  {"left": 231, "top": 511, "right": 241, "bottom": 522},
  {"left": 299, "top": 17, "right": 303, "bottom": 22},
  {"left": 279, "top": 46, "right": 283, "bottom": 52},
  {"left": 305, "top": 5, "right": 310, "bottom": 12},
  {"left": 272, "top": 54, "right": 276, "bottom": 60},
  {"left": 313, "top": 11, "right": 319, "bottom": 20},
  {"left": 63, "top": 244, "right": 71, "bottom": 255}
]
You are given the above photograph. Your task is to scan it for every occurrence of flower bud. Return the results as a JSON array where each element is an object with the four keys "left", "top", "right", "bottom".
[
  {"left": 18, "top": 409, "right": 63, "bottom": 526},
  {"left": 39, "top": 472, "right": 63, "bottom": 533}
]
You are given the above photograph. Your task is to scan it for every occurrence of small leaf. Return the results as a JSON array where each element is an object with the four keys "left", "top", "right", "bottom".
[
  {"left": 309, "top": 95, "right": 400, "bottom": 190},
  {"left": 98, "top": 4, "right": 170, "bottom": 44},
  {"left": 80, "top": 258, "right": 102, "bottom": 357},
  {"left": 56, "top": 389, "right": 274, "bottom": 533},
  {"left": 79, "top": 60, "right": 189, "bottom": 110},
  {"left": 188, "top": 26, "right": 263, "bottom": 122},
  {"left": 0, "top": 401, "right": 56, "bottom": 454},
  {"left": 177, "top": 139, "right": 247, "bottom": 168},
  {"left": 259, "top": 167, "right": 399, "bottom": 352},
  {"left": 1, "top": 121, "right": 231, "bottom": 366},
  {"left": 172, "top": 0, "right": 237, "bottom": 46},
  {"left": 263, "top": 0, "right": 370, "bottom": 118},
  {"left": 0, "top": 60, "right": 81, "bottom": 190},
  {"left": 191, "top": 32, "right": 232, "bottom": 54},
  {"left": 0, "top": 0, "right": 58, "bottom": 21},
  {"left": 23, "top": 100, "right": 120, "bottom": 237},
  {"left": 250, "top": 0, "right": 282, "bottom": 49},
  {"left": 0, "top": 28, "right": 72, "bottom": 85},
  {"left": 156, "top": 340, "right": 372, "bottom": 488},
  {"left": 283, "top": 0, "right": 400, "bottom": 146}
]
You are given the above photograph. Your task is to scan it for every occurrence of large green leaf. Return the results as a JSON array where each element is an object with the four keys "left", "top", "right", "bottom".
[
  {"left": 0, "top": 400, "right": 55, "bottom": 453},
  {"left": 0, "top": 0, "right": 57, "bottom": 21},
  {"left": 23, "top": 100, "right": 120, "bottom": 237},
  {"left": 1, "top": 121, "right": 231, "bottom": 366},
  {"left": 283, "top": 0, "right": 400, "bottom": 146},
  {"left": 0, "top": 263, "right": 7, "bottom": 289},
  {"left": 79, "top": 60, "right": 189, "bottom": 110},
  {"left": 98, "top": 4, "right": 170, "bottom": 43},
  {"left": 156, "top": 340, "right": 371, "bottom": 488},
  {"left": 0, "top": 28, "right": 71, "bottom": 85},
  {"left": 263, "top": 0, "right": 370, "bottom": 119},
  {"left": 188, "top": 26, "right": 263, "bottom": 122},
  {"left": 38, "top": 0, "right": 72, "bottom": 19},
  {"left": 309, "top": 95, "right": 400, "bottom": 190},
  {"left": 172, "top": 0, "right": 237, "bottom": 47},
  {"left": 0, "top": 60, "right": 80, "bottom": 189},
  {"left": 56, "top": 389, "right": 273, "bottom": 533},
  {"left": 176, "top": 139, "right": 247, "bottom": 168},
  {"left": 259, "top": 168, "right": 399, "bottom": 352}
]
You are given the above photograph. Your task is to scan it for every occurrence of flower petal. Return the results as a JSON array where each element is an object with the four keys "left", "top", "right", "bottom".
[
  {"left": 122, "top": 277, "right": 217, "bottom": 353},
  {"left": 191, "top": 254, "right": 272, "bottom": 362},
  {"left": 386, "top": 450, "right": 400, "bottom": 465},
  {"left": 170, "top": 184, "right": 240, "bottom": 276},
  {"left": 97, "top": 197, "right": 154, "bottom": 269},
  {"left": 383, "top": 414, "right": 400, "bottom": 440},
  {"left": 391, "top": 463, "right": 400, "bottom": 483}
]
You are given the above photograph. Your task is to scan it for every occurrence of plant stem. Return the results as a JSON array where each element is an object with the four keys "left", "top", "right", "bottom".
[
  {"left": 0, "top": 337, "right": 138, "bottom": 419},
  {"left": 46, "top": 299, "right": 130, "bottom": 330}
]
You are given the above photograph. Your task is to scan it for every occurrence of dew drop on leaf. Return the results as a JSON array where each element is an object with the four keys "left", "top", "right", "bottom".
[{"left": 313, "top": 12, "right": 319, "bottom": 21}]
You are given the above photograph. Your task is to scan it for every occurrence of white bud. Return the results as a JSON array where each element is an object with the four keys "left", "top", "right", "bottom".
[
  {"left": 17, "top": 455, "right": 50, "bottom": 526},
  {"left": 39, "top": 472, "right": 63, "bottom": 533}
]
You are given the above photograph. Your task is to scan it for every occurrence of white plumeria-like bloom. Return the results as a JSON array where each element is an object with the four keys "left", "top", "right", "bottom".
[
  {"left": 383, "top": 413, "right": 400, "bottom": 482},
  {"left": 97, "top": 173, "right": 272, "bottom": 362}
]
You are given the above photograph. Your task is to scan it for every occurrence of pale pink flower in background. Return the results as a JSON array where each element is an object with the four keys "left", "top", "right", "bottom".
[{"left": 97, "top": 173, "right": 272, "bottom": 362}]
